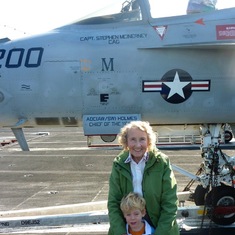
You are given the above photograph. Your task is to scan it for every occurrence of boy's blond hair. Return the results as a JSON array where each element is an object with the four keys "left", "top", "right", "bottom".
[{"left": 120, "top": 192, "right": 146, "bottom": 213}]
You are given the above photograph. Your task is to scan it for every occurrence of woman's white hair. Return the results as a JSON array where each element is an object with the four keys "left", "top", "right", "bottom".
[{"left": 118, "top": 121, "right": 157, "bottom": 151}]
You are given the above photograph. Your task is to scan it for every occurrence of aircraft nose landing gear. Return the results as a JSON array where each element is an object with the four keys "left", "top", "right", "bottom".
[{"left": 195, "top": 124, "right": 235, "bottom": 225}]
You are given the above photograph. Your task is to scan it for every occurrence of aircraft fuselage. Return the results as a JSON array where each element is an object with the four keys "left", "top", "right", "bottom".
[{"left": 0, "top": 2, "right": 235, "bottom": 138}]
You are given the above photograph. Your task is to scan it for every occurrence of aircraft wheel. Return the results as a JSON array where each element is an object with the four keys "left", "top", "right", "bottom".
[
  {"left": 224, "top": 130, "right": 233, "bottom": 143},
  {"left": 193, "top": 185, "right": 207, "bottom": 205},
  {"left": 206, "top": 185, "right": 235, "bottom": 225}
]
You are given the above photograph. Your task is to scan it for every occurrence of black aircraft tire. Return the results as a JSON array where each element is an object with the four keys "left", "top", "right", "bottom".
[
  {"left": 194, "top": 185, "right": 207, "bottom": 205},
  {"left": 206, "top": 186, "right": 235, "bottom": 225},
  {"left": 225, "top": 130, "right": 233, "bottom": 143}
]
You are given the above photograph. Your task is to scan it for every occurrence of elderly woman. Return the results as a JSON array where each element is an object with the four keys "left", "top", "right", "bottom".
[{"left": 108, "top": 121, "right": 179, "bottom": 235}]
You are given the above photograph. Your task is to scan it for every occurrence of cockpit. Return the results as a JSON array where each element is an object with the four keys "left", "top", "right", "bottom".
[
  {"left": 75, "top": 0, "right": 235, "bottom": 25},
  {"left": 77, "top": 0, "right": 143, "bottom": 25}
]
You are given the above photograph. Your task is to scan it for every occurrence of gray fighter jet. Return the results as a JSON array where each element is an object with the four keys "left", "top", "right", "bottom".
[{"left": 0, "top": 0, "right": 235, "bottom": 225}]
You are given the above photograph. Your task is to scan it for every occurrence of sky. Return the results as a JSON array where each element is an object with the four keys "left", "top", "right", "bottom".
[{"left": 0, "top": 0, "right": 234, "bottom": 40}]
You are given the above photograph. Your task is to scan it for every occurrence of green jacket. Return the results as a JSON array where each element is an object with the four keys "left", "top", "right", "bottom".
[{"left": 108, "top": 150, "right": 179, "bottom": 235}]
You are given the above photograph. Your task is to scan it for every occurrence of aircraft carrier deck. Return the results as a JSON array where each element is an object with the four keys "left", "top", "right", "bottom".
[{"left": 0, "top": 127, "right": 234, "bottom": 234}]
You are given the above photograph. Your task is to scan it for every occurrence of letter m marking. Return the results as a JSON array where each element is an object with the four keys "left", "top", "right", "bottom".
[{"left": 102, "top": 58, "right": 114, "bottom": 71}]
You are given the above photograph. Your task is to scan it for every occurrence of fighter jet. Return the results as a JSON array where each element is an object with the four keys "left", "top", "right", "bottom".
[{"left": 0, "top": 0, "right": 235, "bottom": 225}]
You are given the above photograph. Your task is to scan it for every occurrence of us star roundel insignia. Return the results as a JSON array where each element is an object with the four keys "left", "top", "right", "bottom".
[{"left": 142, "top": 69, "right": 210, "bottom": 104}]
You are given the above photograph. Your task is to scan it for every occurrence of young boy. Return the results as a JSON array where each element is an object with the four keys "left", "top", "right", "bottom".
[{"left": 120, "top": 192, "right": 155, "bottom": 235}]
